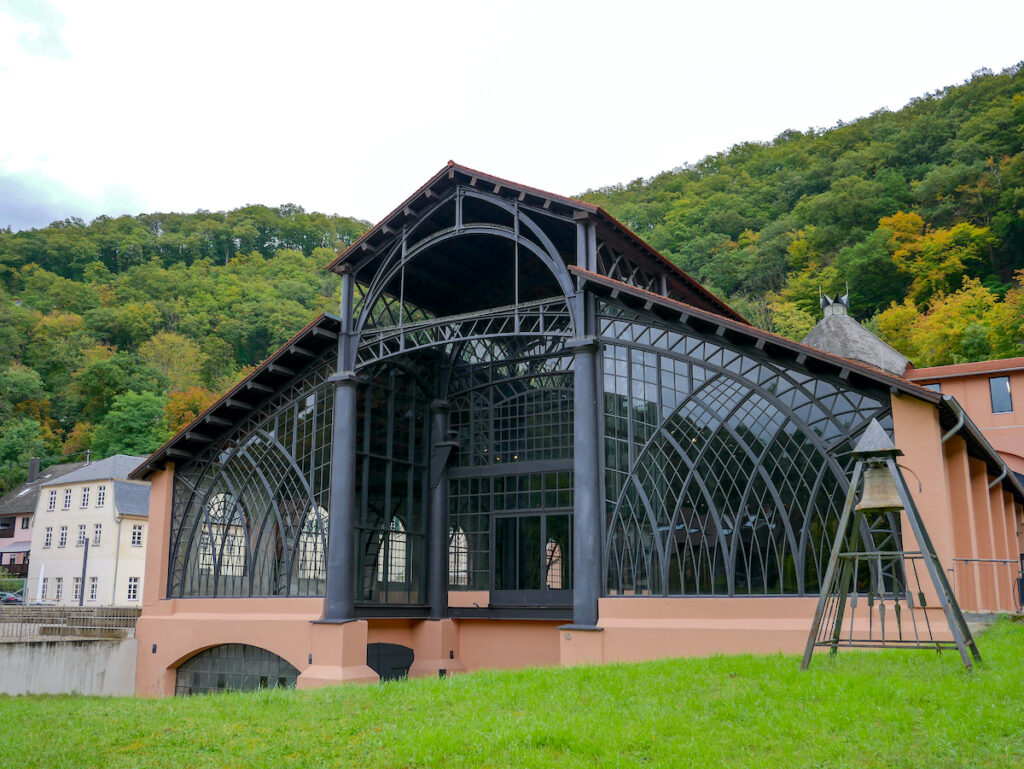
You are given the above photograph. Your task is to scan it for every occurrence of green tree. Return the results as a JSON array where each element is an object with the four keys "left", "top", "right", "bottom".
[{"left": 90, "top": 391, "right": 170, "bottom": 458}]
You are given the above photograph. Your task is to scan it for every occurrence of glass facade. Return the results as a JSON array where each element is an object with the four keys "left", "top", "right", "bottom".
[{"left": 599, "top": 301, "right": 893, "bottom": 597}]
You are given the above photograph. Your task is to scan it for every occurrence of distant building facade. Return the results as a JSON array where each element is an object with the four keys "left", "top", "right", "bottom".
[
  {"left": 906, "top": 357, "right": 1024, "bottom": 479},
  {"left": 0, "top": 458, "right": 86, "bottom": 577},
  {"left": 26, "top": 455, "right": 150, "bottom": 606}
]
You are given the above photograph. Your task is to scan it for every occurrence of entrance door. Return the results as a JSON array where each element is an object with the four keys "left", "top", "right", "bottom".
[{"left": 492, "top": 512, "right": 572, "bottom": 606}]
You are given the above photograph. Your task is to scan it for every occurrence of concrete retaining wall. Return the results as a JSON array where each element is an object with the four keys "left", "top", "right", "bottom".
[{"left": 0, "top": 639, "right": 137, "bottom": 696}]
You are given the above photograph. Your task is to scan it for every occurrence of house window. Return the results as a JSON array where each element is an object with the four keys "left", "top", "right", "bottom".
[
  {"left": 924, "top": 383, "right": 941, "bottom": 393},
  {"left": 77, "top": 524, "right": 87, "bottom": 546},
  {"left": 47, "top": 490, "right": 57, "bottom": 511},
  {"left": 58, "top": 526, "right": 67, "bottom": 548},
  {"left": 80, "top": 487, "right": 90, "bottom": 508},
  {"left": 93, "top": 524, "right": 102, "bottom": 546},
  {"left": 55, "top": 577, "right": 63, "bottom": 601},
  {"left": 96, "top": 486, "right": 106, "bottom": 506},
  {"left": 21, "top": 516, "right": 30, "bottom": 529},
  {"left": 131, "top": 525, "right": 144, "bottom": 547},
  {"left": 127, "top": 577, "right": 139, "bottom": 602},
  {"left": 89, "top": 576, "right": 98, "bottom": 601},
  {"left": 44, "top": 527, "right": 52, "bottom": 548},
  {"left": 62, "top": 489, "right": 72, "bottom": 510},
  {"left": 990, "top": 376, "right": 1013, "bottom": 413},
  {"left": 73, "top": 577, "right": 81, "bottom": 601},
  {"left": 41, "top": 577, "right": 48, "bottom": 599}
]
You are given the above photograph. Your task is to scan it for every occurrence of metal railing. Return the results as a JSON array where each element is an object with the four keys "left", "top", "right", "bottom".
[
  {"left": 0, "top": 606, "right": 140, "bottom": 642},
  {"left": 949, "top": 558, "right": 1022, "bottom": 613}
]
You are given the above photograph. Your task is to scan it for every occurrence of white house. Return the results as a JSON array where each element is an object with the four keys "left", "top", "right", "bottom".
[{"left": 26, "top": 455, "right": 150, "bottom": 607}]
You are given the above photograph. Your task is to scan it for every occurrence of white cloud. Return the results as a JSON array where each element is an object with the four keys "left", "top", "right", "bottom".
[{"left": 1, "top": 0, "right": 1023, "bottom": 229}]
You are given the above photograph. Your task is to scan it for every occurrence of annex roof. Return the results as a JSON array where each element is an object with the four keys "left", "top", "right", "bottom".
[
  {"left": 906, "top": 355, "right": 1024, "bottom": 381},
  {"left": 0, "top": 460, "right": 88, "bottom": 517},
  {"left": 42, "top": 455, "right": 148, "bottom": 487},
  {"left": 325, "top": 161, "right": 744, "bottom": 323}
]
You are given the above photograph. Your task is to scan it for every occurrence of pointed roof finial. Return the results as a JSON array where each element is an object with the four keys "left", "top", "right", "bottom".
[{"left": 852, "top": 419, "right": 902, "bottom": 457}]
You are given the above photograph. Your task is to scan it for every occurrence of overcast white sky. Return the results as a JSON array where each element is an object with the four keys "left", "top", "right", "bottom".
[{"left": 2, "top": 0, "right": 1023, "bottom": 230}]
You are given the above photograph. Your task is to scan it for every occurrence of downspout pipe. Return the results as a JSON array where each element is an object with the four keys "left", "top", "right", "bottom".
[{"left": 940, "top": 395, "right": 964, "bottom": 443}]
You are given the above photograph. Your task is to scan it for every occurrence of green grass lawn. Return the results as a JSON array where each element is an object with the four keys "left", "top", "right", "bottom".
[{"left": 2, "top": 619, "right": 1022, "bottom": 769}]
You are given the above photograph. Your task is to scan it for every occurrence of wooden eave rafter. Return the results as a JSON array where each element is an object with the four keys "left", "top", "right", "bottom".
[{"left": 129, "top": 312, "right": 343, "bottom": 480}]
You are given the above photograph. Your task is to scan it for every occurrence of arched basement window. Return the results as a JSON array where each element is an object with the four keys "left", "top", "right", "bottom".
[
  {"left": 174, "top": 644, "right": 298, "bottom": 696},
  {"left": 199, "top": 493, "right": 246, "bottom": 577},
  {"left": 297, "top": 505, "right": 328, "bottom": 580},
  {"left": 376, "top": 517, "right": 407, "bottom": 583},
  {"left": 448, "top": 526, "right": 468, "bottom": 586}
]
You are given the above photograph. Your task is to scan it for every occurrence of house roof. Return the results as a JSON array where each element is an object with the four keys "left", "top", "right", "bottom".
[
  {"left": 906, "top": 356, "right": 1024, "bottom": 381},
  {"left": 0, "top": 540, "right": 32, "bottom": 554},
  {"left": 325, "top": 161, "right": 744, "bottom": 323},
  {"left": 0, "top": 460, "right": 88, "bottom": 517},
  {"left": 112, "top": 480, "right": 150, "bottom": 518},
  {"left": 42, "top": 455, "right": 148, "bottom": 487}
]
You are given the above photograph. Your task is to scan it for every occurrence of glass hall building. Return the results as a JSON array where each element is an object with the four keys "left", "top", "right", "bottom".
[{"left": 132, "top": 164, "right": 1024, "bottom": 695}]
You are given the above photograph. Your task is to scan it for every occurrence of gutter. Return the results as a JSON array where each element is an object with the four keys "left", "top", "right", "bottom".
[{"left": 940, "top": 395, "right": 1024, "bottom": 502}]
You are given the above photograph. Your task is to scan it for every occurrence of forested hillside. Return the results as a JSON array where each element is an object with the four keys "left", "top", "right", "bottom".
[
  {"left": 0, "top": 205, "right": 368, "bottom": 492},
  {"left": 581, "top": 64, "right": 1024, "bottom": 364},
  {"left": 2, "top": 63, "right": 1024, "bottom": 492}
]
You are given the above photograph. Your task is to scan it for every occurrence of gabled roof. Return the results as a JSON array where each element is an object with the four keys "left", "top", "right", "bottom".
[
  {"left": 0, "top": 460, "right": 87, "bottom": 517},
  {"left": 41, "top": 455, "right": 148, "bottom": 487},
  {"left": 325, "top": 161, "right": 744, "bottom": 323},
  {"left": 907, "top": 355, "right": 1024, "bottom": 380}
]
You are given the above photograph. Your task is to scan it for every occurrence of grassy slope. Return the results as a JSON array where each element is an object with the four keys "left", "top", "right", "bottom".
[{"left": 1, "top": 620, "right": 1022, "bottom": 768}]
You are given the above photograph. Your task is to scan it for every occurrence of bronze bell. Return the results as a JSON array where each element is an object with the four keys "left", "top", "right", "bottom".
[{"left": 855, "top": 461, "right": 904, "bottom": 513}]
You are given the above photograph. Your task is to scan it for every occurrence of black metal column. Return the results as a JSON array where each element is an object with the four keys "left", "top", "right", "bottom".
[
  {"left": 568, "top": 337, "right": 601, "bottom": 628},
  {"left": 428, "top": 401, "right": 452, "bottom": 619},
  {"left": 324, "top": 266, "right": 358, "bottom": 622}
]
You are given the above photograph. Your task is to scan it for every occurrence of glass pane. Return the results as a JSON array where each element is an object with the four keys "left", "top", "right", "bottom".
[
  {"left": 494, "top": 517, "right": 517, "bottom": 590},
  {"left": 518, "top": 517, "right": 542, "bottom": 590},
  {"left": 989, "top": 376, "right": 1012, "bottom": 413},
  {"left": 545, "top": 514, "right": 571, "bottom": 590}
]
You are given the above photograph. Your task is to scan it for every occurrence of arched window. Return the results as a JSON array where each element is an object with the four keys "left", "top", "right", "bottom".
[
  {"left": 297, "top": 506, "right": 328, "bottom": 580},
  {"left": 376, "top": 517, "right": 407, "bottom": 583},
  {"left": 448, "top": 526, "right": 468, "bottom": 586},
  {"left": 175, "top": 644, "right": 298, "bottom": 696},
  {"left": 199, "top": 493, "right": 246, "bottom": 577},
  {"left": 545, "top": 539, "right": 563, "bottom": 589}
]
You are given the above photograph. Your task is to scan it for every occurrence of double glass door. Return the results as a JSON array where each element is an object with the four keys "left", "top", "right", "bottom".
[{"left": 492, "top": 511, "right": 572, "bottom": 606}]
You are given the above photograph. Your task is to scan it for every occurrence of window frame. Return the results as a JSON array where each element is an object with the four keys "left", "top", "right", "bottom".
[
  {"left": 89, "top": 576, "right": 98, "bottom": 601},
  {"left": 47, "top": 490, "right": 57, "bottom": 511},
  {"left": 58, "top": 525, "right": 67, "bottom": 548},
  {"left": 80, "top": 487, "right": 90, "bottom": 508},
  {"left": 96, "top": 485, "right": 106, "bottom": 507},
  {"left": 131, "top": 525, "right": 144, "bottom": 547},
  {"left": 989, "top": 375, "right": 1013, "bottom": 414},
  {"left": 44, "top": 527, "right": 53, "bottom": 548},
  {"left": 77, "top": 524, "right": 87, "bottom": 547},
  {"left": 127, "top": 576, "right": 140, "bottom": 601},
  {"left": 93, "top": 523, "right": 102, "bottom": 546},
  {"left": 62, "top": 489, "right": 72, "bottom": 510}
]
